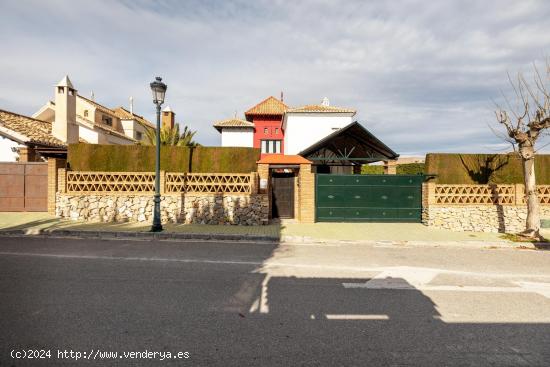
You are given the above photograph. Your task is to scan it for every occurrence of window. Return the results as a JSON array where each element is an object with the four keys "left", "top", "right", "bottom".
[
  {"left": 275, "top": 128, "right": 279, "bottom": 134},
  {"left": 57, "top": 87, "right": 64, "bottom": 94},
  {"left": 261, "top": 140, "right": 281, "bottom": 154},
  {"left": 102, "top": 116, "right": 113, "bottom": 126},
  {"left": 264, "top": 128, "right": 269, "bottom": 134},
  {"left": 135, "top": 131, "right": 143, "bottom": 140},
  {"left": 84, "top": 110, "right": 88, "bottom": 118}
]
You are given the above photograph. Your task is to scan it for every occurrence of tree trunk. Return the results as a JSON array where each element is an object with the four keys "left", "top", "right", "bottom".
[{"left": 520, "top": 146, "right": 541, "bottom": 239}]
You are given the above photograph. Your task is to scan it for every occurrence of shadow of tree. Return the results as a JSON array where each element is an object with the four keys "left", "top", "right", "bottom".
[{"left": 459, "top": 154, "right": 510, "bottom": 183}]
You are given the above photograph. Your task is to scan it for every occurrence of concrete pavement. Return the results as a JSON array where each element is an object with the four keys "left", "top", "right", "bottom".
[
  {"left": 1, "top": 236, "right": 550, "bottom": 366},
  {"left": 3, "top": 212, "right": 550, "bottom": 246}
]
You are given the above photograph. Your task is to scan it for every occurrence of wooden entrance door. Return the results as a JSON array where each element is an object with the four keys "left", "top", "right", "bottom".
[
  {"left": 0, "top": 162, "right": 48, "bottom": 211},
  {"left": 271, "top": 173, "right": 295, "bottom": 219}
]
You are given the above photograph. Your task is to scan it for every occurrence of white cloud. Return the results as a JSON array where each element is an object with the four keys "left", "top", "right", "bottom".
[{"left": 0, "top": 0, "right": 549, "bottom": 155}]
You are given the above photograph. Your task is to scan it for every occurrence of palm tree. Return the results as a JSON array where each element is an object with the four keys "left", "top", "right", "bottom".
[{"left": 144, "top": 124, "right": 199, "bottom": 147}]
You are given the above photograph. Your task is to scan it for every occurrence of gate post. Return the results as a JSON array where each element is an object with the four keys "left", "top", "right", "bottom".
[
  {"left": 299, "top": 163, "right": 315, "bottom": 223},
  {"left": 383, "top": 160, "right": 397, "bottom": 174},
  {"left": 47, "top": 157, "right": 66, "bottom": 215},
  {"left": 257, "top": 163, "right": 271, "bottom": 218}
]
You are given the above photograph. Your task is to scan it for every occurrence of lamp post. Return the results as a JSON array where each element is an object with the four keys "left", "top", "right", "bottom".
[{"left": 150, "top": 77, "right": 167, "bottom": 232}]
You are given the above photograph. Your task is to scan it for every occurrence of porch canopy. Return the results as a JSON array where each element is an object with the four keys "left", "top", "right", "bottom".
[{"left": 298, "top": 121, "right": 399, "bottom": 165}]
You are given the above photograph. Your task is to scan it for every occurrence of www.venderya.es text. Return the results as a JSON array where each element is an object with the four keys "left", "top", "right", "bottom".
[{"left": 10, "top": 349, "right": 190, "bottom": 361}]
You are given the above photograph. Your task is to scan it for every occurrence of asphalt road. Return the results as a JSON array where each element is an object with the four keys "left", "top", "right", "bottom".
[{"left": 1, "top": 236, "right": 550, "bottom": 366}]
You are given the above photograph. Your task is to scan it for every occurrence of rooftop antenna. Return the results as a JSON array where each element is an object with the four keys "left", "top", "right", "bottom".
[
  {"left": 90, "top": 90, "right": 95, "bottom": 101},
  {"left": 234, "top": 110, "right": 237, "bottom": 118},
  {"left": 129, "top": 96, "right": 134, "bottom": 114}
]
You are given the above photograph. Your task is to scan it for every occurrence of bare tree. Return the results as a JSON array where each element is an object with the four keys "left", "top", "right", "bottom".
[{"left": 495, "top": 60, "right": 550, "bottom": 240}]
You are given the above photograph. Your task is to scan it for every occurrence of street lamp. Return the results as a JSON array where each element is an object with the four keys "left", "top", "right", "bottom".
[{"left": 150, "top": 76, "right": 167, "bottom": 232}]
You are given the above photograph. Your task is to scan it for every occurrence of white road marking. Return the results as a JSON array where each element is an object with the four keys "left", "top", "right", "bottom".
[
  {"left": 343, "top": 268, "right": 550, "bottom": 299},
  {"left": 325, "top": 314, "right": 389, "bottom": 320},
  {"left": 249, "top": 275, "right": 271, "bottom": 314},
  {"left": 514, "top": 281, "right": 550, "bottom": 299},
  {"left": 1, "top": 251, "right": 550, "bottom": 282}
]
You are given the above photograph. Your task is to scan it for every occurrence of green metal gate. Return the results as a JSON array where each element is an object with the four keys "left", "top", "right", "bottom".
[{"left": 315, "top": 174, "right": 424, "bottom": 222}]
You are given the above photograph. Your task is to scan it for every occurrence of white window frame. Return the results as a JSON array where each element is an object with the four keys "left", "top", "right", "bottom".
[{"left": 261, "top": 139, "right": 281, "bottom": 154}]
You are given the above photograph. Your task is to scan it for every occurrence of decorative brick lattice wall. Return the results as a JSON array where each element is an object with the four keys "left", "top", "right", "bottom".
[
  {"left": 165, "top": 173, "right": 254, "bottom": 194},
  {"left": 56, "top": 170, "right": 266, "bottom": 225},
  {"left": 423, "top": 183, "right": 550, "bottom": 233}
]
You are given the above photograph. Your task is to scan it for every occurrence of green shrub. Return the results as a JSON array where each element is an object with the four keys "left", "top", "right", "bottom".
[
  {"left": 361, "top": 163, "right": 425, "bottom": 175},
  {"left": 68, "top": 144, "right": 260, "bottom": 173},
  {"left": 397, "top": 163, "right": 425, "bottom": 175},
  {"left": 425, "top": 153, "right": 550, "bottom": 184},
  {"left": 361, "top": 165, "right": 384, "bottom": 174}
]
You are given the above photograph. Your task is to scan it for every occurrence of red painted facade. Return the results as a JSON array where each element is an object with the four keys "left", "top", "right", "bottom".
[
  {"left": 244, "top": 96, "right": 287, "bottom": 158},
  {"left": 249, "top": 115, "right": 284, "bottom": 157}
]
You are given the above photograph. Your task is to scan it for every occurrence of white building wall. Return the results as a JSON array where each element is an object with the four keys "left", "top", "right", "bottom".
[
  {"left": 283, "top": 113, "right": 353, "bottom": 155},
  {"left": 78, "top": 126, "right": 99, "bottom": 144},
  {"left": 0, "top": 137, "right": 20, "bottom": 161},
  {"left": 120, "top": 120, "right": 136, "bottom": 139},
  {"left": 221, "top": 128, "right": 253, "bottom": 147}
]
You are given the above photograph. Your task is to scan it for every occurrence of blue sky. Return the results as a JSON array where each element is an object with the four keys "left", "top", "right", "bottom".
[{"left": 1, "top": 0, "right": 550, "bottom": 155}]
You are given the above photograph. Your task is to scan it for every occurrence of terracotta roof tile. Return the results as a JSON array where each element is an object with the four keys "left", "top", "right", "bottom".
[
  {"left": 112, "top": 107, "right": 155, "bottom": 129},
  {"left": 257, "top": 154, "right": 312, "bottom": 164},
  {"left": 287, "top": 104, "right": 356, "bottom": 114},
  {"left": 213, "top": 118, "right": 254, "bottom": 132},
  {"left": 76, "top": 114, "right": 137, "bottom": 142},
  {"left": 0, "top": 109, "right": 65, "bottom": 147},
  {"left": 78, "top": 95, "right": 118, "bottom": 118},
  {"left": 245, "top": 96, "right": 288, "bottom": 116}
]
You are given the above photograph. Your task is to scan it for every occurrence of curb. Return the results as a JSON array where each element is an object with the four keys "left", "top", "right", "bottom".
[
  {"left": 280, "top": 235, "right": 550, "bottom": 250},
  {"left": 0, "top": 229, "right": 279, "bottom": 243},
  {"left": 1, "top": 230, "right": 548, "bottom": 250}
]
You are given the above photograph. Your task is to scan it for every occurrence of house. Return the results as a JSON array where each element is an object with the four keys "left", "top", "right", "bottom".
[
  {"left": 213, "top": 118, "right": 254, "bottom": 147},
  {"left": 0, "top": 75, "right": 168, "bottom": 161},
  {"left": 214, "top": 95, "right": 398, "bottom": 173},
  {"left": 283, "top": 97, "right": 356, "bottom": 155},
  {"left": 213, "top": 94, "right": 401, "bottom": 220}
]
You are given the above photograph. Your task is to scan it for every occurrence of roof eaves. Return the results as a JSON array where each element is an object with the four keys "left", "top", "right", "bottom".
[{"left": 298, "top": 121, "right": 398, "bottom": 160}]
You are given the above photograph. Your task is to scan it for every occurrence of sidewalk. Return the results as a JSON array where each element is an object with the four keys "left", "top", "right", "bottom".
[{"left": 0, "top": 213, "right": 548, "bottom": 248}]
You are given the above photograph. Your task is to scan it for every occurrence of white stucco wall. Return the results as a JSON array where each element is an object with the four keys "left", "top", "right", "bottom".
[
  {"left": 221, "top": 128, "right": 253, "bottom": 147},
  {"left": 78, "top": 125, "right": 99, "bottom": 144},
  {"left": 283, "top": 113, "right": 354, "bottom": 154},
  {"left": 0, "top": 137, "right": 20, "bottom": 161},
  {"left": 120, "top": 119, "right": 136, "bottom": 140}
]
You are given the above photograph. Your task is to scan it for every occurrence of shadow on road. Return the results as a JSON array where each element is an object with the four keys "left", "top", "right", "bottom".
[{"left": 0, "top": 236, "right": 549, "bottom": 366}]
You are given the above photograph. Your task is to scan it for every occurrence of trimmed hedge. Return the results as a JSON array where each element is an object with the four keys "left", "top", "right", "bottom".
[
  {"left": 361, "top": 163, "right": 425, "bottom": 175},
  {"left": 425, "top": 153, "right": 550, "bottom": 184},
  {"left": 397, "top": 163, "right": 425, "bottom": 175},
  {"left": 67, "top": 144, "right": 260, "bottom": 173},
  {"left": 361, "top": 165, "right": 384, "bottom": 174}
]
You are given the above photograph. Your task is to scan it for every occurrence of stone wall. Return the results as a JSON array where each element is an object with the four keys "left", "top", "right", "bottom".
[
  {"left": 423, "top": 205, "right": 550, "bottom": 233},
  {"left": 56, "top": 193, "right": 269, "bottom": 225}
]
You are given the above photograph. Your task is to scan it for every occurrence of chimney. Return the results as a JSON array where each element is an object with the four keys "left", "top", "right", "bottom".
[
  {"left": 162, "top": 105, "right": 175, "bottom": 129},
  {"left": 53, "top": 75, "right": 79, "bottom": 144},
  {"left": 321, "top": 97, "right": 330, "bottom": 107},
  {"left": 280, "top": 91, "right": 284, "bottom": 102},
  {"left": 129, "top": 96, "right": 134, "bottom": 114}
]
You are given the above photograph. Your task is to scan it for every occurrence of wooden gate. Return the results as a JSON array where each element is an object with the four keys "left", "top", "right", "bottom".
[
  {"left": 271, "top": 173, "right": 295, "bottom": 219},
  {"left": 0, "top": 162, "right": 48, "bottom": 212}
]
